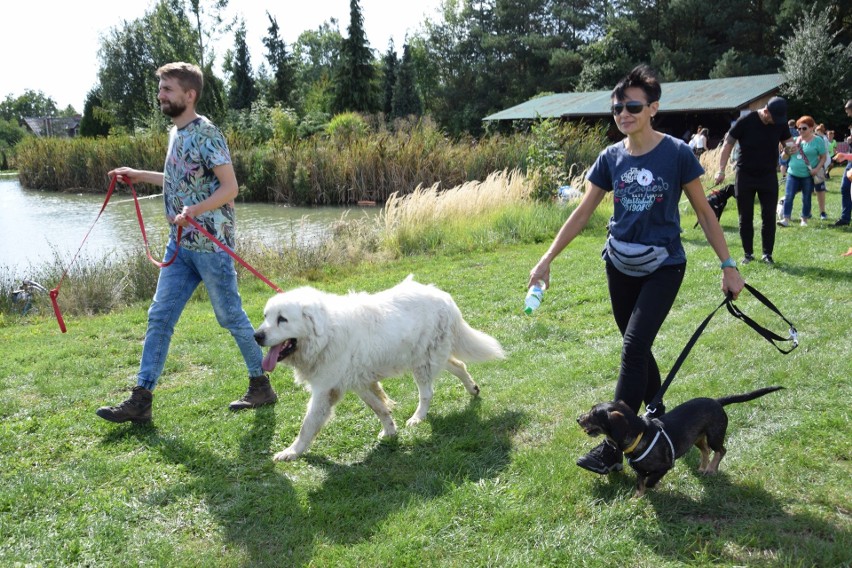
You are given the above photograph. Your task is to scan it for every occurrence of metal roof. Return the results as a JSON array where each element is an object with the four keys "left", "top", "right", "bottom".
[{"left": 483, "top": 74, "right": 785, "bottom": 121}]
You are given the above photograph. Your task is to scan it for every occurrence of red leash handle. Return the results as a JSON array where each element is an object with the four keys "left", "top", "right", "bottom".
[{"left": 50, "top": 175, "right": 283, "bottom": 333}]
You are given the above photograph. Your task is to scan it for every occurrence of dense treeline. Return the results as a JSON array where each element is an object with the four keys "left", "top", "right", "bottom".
[{"left": 1, "top": 0, "right": 850, "bottom": 198}]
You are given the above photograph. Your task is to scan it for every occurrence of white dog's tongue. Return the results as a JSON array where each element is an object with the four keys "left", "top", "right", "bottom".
[{"left": 262, "top": 343, "right": 284, "bottom": 372}]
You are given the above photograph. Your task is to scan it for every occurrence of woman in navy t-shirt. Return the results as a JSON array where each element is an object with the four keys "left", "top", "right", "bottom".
[{"left": 528, "top": 64, "right": 745, "bottom": 475}]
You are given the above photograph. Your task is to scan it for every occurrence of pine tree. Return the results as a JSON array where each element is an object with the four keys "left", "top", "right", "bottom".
[
  {"left": 79, "top": 87, "right": 112, "bottom": 137},
  {"left": 228, "top": 20, "right": 256, "bottom": 110},
  {"left": 263, "top": 12, "right": 296, "bottom": 107},
  {"left": 381, "top": 41, "right": 398, "bottom": 117},
  {"left": 392, "top": 43, "right": 422, "bottom": 119},
  {"left": 331, "top": 0, "right": 376, "bottom": 113}
]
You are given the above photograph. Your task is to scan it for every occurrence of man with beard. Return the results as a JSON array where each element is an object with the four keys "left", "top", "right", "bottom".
[{"left": 97, "top": 62, "right": 277, "bottom": 423}]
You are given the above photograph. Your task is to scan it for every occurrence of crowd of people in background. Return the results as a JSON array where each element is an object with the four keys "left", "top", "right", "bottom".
[{"left": 697, "top": 97, "right": 852, "bottom": 261}]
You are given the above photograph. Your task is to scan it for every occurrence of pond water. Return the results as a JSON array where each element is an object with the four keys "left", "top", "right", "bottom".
[{"left": 0, "top": 176, "right": 380, "bottom": 276}]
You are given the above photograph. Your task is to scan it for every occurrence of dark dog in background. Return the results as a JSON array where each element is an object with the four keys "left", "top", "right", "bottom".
[
  {"left": 577, "top": 386, "right": 784, "bottom": 496},
  {"left": 693, "top": 184, "right": 735, "bottom": 228}
]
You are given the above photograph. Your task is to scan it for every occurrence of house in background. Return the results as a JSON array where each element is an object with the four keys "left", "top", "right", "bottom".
[
  {"left": 483, "top": 74, "right": 785, "bottom": 148},
  {"left": 23, "top": 116, "right": 82, "bottom": 138}
]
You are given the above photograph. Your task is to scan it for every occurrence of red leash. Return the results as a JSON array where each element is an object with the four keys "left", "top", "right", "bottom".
[{"left": 50, "top": 176, "right": 281, "bottom": 333}]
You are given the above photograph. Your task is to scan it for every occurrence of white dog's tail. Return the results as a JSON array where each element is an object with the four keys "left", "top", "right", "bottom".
[{"left": 453, "top": 321, "right": 505, "bottom": 362}]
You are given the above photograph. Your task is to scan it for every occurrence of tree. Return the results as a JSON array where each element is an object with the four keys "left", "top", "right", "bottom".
[
  {"left": 781, "top": 6, "right": 852, "bottom": 126},
  {"left": 226, "top": 20, "right": 257, "bottom": 110},
  {"left": 187, "top": 0, "right": 231, "bottom": 69},
  {"left": 380, "top": 41, "right": 398, "bottom": 116},
  {"left": 392, "top": 43, "right": 422, "bottom": 118},
  {"left": 331, "top": 0, "right": 377, "bottom": 113},
  {"left": 263, "top": 12, "right": 296, "bottom": 107},
  {"left": 0, "top": 90, "right": 59, "bottom": 123},
  {"left": 292, "top": 20, "right": 343, "bottom": 114},
  {"left": 79, "top": 87, "right": 112, "bottom": 137}
]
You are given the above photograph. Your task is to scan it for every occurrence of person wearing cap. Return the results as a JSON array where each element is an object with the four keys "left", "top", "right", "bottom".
[{"left": 715, "top": 96, "right": 793, "bottom": 264}]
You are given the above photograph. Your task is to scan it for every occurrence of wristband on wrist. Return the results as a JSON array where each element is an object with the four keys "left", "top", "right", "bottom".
[{"left": 720, "top": 257, "right": 737, "bottom": 269}]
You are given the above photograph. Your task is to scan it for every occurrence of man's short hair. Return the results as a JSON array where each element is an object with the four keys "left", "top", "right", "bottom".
[{"left": 156, "top": 62, "right": 204, "bottom": 101}]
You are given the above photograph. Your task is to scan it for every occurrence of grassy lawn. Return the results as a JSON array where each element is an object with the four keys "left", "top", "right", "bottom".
[{"left": 1, "top": 179, "right": 850, "bottom": 567}]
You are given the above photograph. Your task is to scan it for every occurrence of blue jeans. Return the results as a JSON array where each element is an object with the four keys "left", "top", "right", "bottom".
[
  {"left": 783, "top": 174, "right": 813, "bottom": 219},
  {"left": 137, "top": 240, "right": 263, "bottom": 390},
  {"left": 840, "top": 163, "right": 852, "bottom": 222}
]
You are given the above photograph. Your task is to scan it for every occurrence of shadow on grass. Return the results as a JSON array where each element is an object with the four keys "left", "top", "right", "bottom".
[
  {"left": 591, "top": 451, "right": 850, "bottom": 565},
  {"left": 103, "top": 398, "right": 522, "bottom": 567}
]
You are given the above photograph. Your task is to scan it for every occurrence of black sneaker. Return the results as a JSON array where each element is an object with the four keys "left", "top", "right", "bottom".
[
  {"left": 834, "top": 220, "right": 850, "bottom": 227},
  {"left": 741, "top": 254, "right": 755, "bottom": 265},
  {"left": 96, "top": 386, "right": 152, "bottom": 423},
  {"left": 577, "top": 440, "right": 623, "bottom": 474},
  {"left": 762, "top": 254, "right": 774, "bottom": 265}
]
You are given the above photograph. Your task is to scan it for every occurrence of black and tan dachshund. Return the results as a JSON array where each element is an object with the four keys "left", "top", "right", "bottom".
[{"left": 577, "top": 386, "right": 784, "bottom": 496}]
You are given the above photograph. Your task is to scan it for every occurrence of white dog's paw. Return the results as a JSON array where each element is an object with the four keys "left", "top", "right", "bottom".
[
  {"left": 378, "top": 427, "right": 398, "bottom": 440},
  {"left": 406, "top": 415, "right": 425, "bottom": 427},
  {"left": 273, "top": 447, "right": 301, "bottom": 462}
]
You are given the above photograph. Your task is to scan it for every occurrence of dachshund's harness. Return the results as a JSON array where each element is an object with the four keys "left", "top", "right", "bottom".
[{"left": 626, "top": 420, "right": 675, "bottom": 469}]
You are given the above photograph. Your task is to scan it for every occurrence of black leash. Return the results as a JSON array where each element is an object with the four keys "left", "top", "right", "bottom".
[{"left": 645, "top": 282, "right": 798, "bottom": 416}]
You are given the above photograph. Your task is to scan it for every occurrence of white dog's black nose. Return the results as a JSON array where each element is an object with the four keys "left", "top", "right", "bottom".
[{"left": 254, "top": 330, "right": 265, "bottom": 345}]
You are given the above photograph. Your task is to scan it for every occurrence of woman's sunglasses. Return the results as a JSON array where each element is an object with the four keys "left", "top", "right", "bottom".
[
  {"left": 797, "top": 126, "right": 810, "bottom": 131},
  {"left": 611, "top": 102, "right": 651, "bottom": 115}
]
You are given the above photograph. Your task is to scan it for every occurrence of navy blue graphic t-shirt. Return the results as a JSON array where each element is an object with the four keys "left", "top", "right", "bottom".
[{"left": 587, "top": 134, "right": 704, "bottom": 266}]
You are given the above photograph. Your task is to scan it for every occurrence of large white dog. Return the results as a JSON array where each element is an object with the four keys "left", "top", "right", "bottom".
[{"left": 254, "top": 275, "right": 505, "bottom": 461}]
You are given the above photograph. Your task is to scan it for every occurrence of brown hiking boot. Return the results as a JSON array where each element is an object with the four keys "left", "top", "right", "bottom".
[
  {"left": 96, "top": 386, "right": 153, "bottom": 423},
  {"left": 229, "top": 374, "right": 278, "bottom": 411}
]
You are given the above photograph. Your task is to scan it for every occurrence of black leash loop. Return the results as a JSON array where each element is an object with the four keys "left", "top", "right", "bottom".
[{"left": 645, "top": 282, "right": 798, "bottom": 415}]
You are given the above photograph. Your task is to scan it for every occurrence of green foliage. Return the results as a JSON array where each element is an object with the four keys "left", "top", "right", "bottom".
[
  {"left": 380, "top": 41, "right": 398, "bottom": 117},
  {"left": 262, "top": 12, "right": 296, "bottom": 108},
  {"left": 331, "top": 0, "right": 377, "bottom": 113},
  {"left": 297, "top": 110, "right": 331, "bottom": 139},
  {"left": 326, "top": 112, "right": 369, "bottom": 145},
  {"left": 79, "top": 88, "right": 112, "bottom": 138},
  {"left": 525, "top": 119, "right": 607, "bottom": 201},
  {"left": 0, "top": 117, "right": 26, "bottom": 150},
  {"left": 781, "top": 6, "right": 852, "bottom": 126},
  {"left": 391, "top": 44, "right": 422, "bottom": 119},
  {"left": 0, "top": 90, "right": 59, "bottom": 123},
  {"left": 226, "top": 20, "right": 257, "bottom": 111},
  {"left": 270, "top": 106, "right": 299, "bottom": 144}
]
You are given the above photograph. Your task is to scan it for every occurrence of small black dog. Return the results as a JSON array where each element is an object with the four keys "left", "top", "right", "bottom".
[
  {"left": 693, "top": 184, "right": 735, "bottom": 228},
  {"left": 577, "top": 386, "right": 783, "bottom": 496}
]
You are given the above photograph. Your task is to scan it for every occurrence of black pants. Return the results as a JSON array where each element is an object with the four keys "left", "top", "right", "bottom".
[
  {"left": 735, "top": 176, "right": 779, "bottom": 257},
  {"left": 606, "top": 262, "right": 685, "bottom": 413}
]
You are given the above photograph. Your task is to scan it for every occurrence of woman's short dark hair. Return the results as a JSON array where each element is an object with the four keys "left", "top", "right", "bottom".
[{"left": 612, "top": 64, "right": 661, "bottom": 104}]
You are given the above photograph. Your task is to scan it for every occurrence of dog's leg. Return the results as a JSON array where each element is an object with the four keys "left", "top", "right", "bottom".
[
  {"left": 355, "top": 382, "right": 398, "bottom": 440},
  {"left": 635, "top": 475, "right": 647, "bottom": 498},
  {"left": 706, "top": 445, "right": 726, "bottom": 474},
  {"left": 407, "top": 367, "right": 436, "bottom": 426},
  {"left": 704, "top": 423, "right": 728, "bottom": 474},
  {"left": 446, "top": 357, "right": 480, "bottom": 396},
  {"left": 273, "top": 388, "right": 342, "bottom": 462},
  {"left": 695, "top": 435, "right": 711, "bottom": 473}
]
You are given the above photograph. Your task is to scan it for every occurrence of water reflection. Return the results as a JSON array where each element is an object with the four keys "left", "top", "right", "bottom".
[{"left": 0, "top": 177, "right": 379, "bottom": 274}]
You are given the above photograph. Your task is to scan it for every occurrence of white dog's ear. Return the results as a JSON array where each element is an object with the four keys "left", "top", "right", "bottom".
[{"left": 300, "top": 301, "right": 329, "bottom": 359}]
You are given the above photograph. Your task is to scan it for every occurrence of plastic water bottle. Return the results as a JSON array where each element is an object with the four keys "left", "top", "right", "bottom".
[{"left": 524, "top": 280, "right": 546, "bottom": 314}]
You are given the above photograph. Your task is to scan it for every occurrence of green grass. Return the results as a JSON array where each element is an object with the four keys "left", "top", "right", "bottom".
[{"left": 1, "top": 180, "right": 851, "bottom": 567}]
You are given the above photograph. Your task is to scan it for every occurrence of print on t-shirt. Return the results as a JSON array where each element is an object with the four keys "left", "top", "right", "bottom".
[{"left": 614, "top": 167, "right": 667, "bottom": 212}]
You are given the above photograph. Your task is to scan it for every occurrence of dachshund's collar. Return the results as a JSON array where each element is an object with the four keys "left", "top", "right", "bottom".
[{"left": 623, "top": 432, "right": 644, "bottom": 454}]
